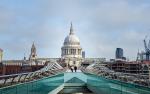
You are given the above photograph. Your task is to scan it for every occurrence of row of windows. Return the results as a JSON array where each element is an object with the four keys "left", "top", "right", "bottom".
[
  {"left": 64, "top": 42, "right": 80, "bottom": 45},
  {"left": 62, "top": 49, "right": 81, "bottom": 55}
]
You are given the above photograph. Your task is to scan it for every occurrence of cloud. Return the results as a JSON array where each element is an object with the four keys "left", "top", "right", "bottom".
[{"left": 0, "top": 0, "right": 150, "bottom": 60}]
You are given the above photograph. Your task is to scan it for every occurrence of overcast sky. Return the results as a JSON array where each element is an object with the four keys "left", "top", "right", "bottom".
[{"left": 0, "top": 0, "right": 150, "bottom": 60}]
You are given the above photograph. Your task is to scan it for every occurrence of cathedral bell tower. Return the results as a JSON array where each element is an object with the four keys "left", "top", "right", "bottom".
[{"left": 29, "top": 42, "right": 37, "bottom": 61}]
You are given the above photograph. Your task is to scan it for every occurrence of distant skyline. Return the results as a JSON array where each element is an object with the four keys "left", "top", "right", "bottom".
[{"left": 0, "top": 0, "right": 150, "bottom": 60}]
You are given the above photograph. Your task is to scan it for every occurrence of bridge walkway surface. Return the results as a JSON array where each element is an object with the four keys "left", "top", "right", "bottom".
[{"left": 0, "top": 70, "right": 150, "bottom": 94}]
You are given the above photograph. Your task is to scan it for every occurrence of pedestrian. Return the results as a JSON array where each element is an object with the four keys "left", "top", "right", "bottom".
[
  {"left": 71, "top": 66, "right": 73, "bottom": 72},
  {"left": 74, "top": 66, "right": 77, "bottom": 72}
]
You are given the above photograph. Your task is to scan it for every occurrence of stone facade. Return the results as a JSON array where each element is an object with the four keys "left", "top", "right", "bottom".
[
  {"left": 0, "top": 44, "right": 45, "bottom": 75},
  {"left": 61, "top": 23, "right": 82, "bottom": 67}
]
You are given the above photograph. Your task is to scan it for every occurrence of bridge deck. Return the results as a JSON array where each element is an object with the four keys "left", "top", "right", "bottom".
[{"left": 0, "top": 71, "right": 150, "bottom": 94}]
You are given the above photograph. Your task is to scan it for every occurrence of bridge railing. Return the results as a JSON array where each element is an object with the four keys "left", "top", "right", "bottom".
[
  {"left": 0, "top": 61, "right": 65, "bottom": 87},
  {"left": 81, "top": 62, "right": 150, "bottom": 87}
]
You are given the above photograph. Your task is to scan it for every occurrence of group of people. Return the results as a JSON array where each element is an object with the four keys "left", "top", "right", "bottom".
[{"left": 70, "top": 66, "right": 77, "bottom": 72}]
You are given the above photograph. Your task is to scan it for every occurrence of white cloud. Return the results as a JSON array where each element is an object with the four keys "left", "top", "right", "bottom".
[{"left": 0, "top": 0, "right": 150, "bottom": 60}]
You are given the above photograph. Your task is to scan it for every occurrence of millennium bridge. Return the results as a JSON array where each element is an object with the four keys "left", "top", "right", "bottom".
[{"left": 0, "top": 61, "right": 150, "bottom": 94}]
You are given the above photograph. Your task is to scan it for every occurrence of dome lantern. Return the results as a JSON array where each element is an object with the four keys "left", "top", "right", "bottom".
[{"left": 70, "top": 22, "right": 74, "bottom": 35}]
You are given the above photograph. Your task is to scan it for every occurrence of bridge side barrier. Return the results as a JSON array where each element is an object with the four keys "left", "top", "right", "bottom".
[
  {"left": 82, "top": 62, "right": 150, "bottom": 87},
  {"left": 0, "top": 61, "right": 65, "bottom": 87}
]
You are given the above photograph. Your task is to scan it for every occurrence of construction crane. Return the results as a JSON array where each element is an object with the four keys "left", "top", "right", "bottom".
[
  {"left": 143, "top": 36, "right": 150, "bottom": 60},
  {"left": 148, "top": 40, "right": 150, "bottom": 50}
]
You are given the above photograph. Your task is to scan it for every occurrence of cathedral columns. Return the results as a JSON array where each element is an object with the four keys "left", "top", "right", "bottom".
[
  {"left": 78, "top": 49, "right": 81, "bottom": 55},
  {"left": 66, "top": 49, "right": 68, "bottom": 55},
  {"left": 62, "top": 48, "right": 82, "bottom": 57}
]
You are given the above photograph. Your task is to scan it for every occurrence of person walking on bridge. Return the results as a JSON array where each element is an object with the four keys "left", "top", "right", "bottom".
[
  {"left": 74, "top": 66, "right": 77, "bottom": 72},
  {"left": 70, "top": 66, "right": 74, "bottom": 72}
]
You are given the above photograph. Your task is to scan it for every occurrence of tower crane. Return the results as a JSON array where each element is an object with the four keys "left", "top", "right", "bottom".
[
  {"left": 148, "top": 40, "right": 150, "bottom": 50},
  {"left": 143, "top": 36, "right": 150, "bottom": 60}
]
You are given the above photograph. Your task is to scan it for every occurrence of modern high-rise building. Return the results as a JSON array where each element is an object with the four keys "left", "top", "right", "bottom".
[
  {"left": 116, "top": 48, "right": 123, "bottom": 59},
  {"left": 82, "top": 51, "right": 85, "bottom": 58}
]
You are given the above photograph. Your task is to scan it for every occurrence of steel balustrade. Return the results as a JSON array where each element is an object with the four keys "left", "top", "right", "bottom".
[{"left": 0, "top": 61, "right": 65, "bottom": 87}]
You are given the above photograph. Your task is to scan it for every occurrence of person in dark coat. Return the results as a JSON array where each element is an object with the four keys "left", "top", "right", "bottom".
[{"left": 74, "top": 66, "right": 77, "bottom": 72}]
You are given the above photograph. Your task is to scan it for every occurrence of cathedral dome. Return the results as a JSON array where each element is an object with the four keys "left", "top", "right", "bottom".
[
  {"left": 63, "top": 23, "right": 80, "bottom": 45},
  {"left": 64, "top": 34, "right": 80, "bottom": 45}
]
